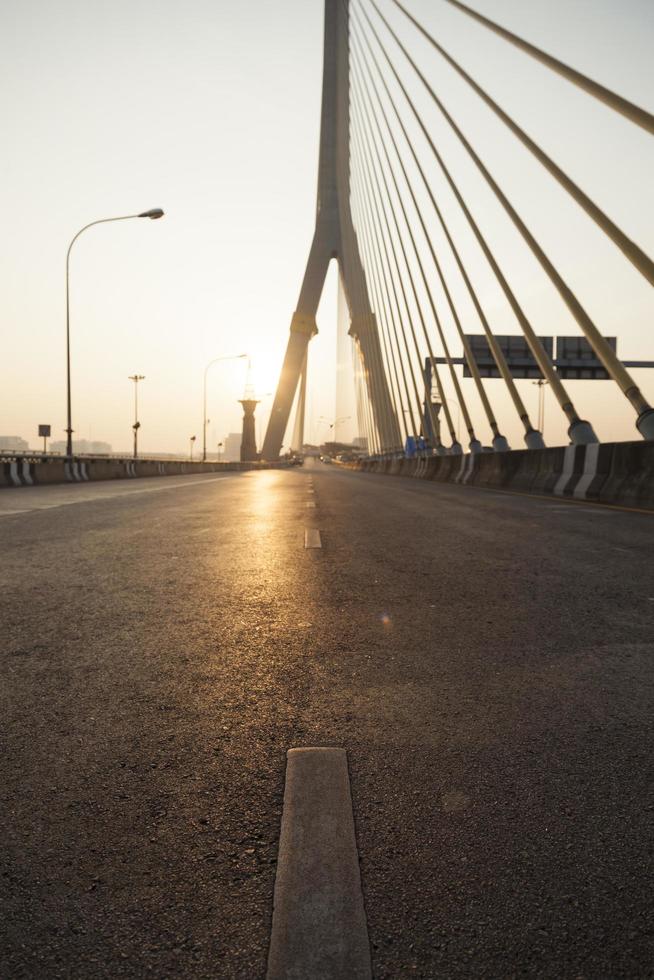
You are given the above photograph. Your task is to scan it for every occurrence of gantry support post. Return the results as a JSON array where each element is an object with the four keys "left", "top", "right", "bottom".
[{"left": 262, "top": 0, "right": 401, "bottom": 460}]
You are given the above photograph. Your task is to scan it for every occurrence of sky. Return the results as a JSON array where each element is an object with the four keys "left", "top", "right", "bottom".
[{"left": 1, "top": 0, "right": 652, "bottom": 455}]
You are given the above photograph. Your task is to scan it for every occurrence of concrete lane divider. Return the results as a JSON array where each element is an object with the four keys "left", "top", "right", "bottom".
[
  {"left": 572, "top": 443, "right": 614, "bottom": 501},
  {"left": 32, "top": 461, "right": 66, "bottom": 485},
  {"left": 267, "top": 748, "right": 372, "bottom": 980},
  {"left": 554, "top": 445, "right": 584, "bottom": 497},
  {"left": 304, "top": 528, "right": 322, "bottom": 549},
  {"left": 600, "top": 440, "right": 654, "bottom": 510},
  {"left": 64, "top": 460, "right": 81, "bottom": 482}
]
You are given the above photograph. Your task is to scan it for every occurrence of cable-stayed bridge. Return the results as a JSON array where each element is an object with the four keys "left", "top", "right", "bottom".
[
  {"left": 264, "top": 0, "right": 654, "bottom": 460},
  {"left": 3, "top": 3, "right": 654, "bottom": 978}
]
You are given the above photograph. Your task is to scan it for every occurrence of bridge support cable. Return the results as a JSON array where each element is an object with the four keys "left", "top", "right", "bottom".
[
  {"left": 339, "top": 200, "right": 391, "bottom": 453},
  {"left": 349, "top": 48, "right": 453, "bottom": 452},
  {"left": 351, "top": 117, "right": 443, "bottom": 452},
  {"left": 351, "top": 165, "right": 415, "bottom": 445},
  {"left": 353, "top": 338, "right": 378, "bottom": 453},
  {"left": 352, "top": 32, "right": 483, "bottom": 450},
  {"left": 334, "top": 20, "right": 399, "bottom": 457},
  {"left": 358, "top": 339, "right": 381, "bottom": 454},
  {"left": 350, "top": 342, "right": 365, "bottom": 450},
  {"left": 363, "top": 344, "right": 382, "bottom": 454},
  {"left": 350, "top": 186, "right": 409, "bottom": 448},
  {"left": 354, "top": 15, "right": 542, "bottom": 451},
  {"left": 356, "top": 1, "right": 598, "bottom": 445},
  {"left": 351, "top": 159, "right": 422, "bottom": 445},
  {"left": 364, "top": 0, "right": 654, "bottom": 440},
  {"left": 390, "top": 0, "right": 654, "bottom": 289},
  {"left": 352, "top": 38, "right": 524, "bottom": 451},
  {"left": 339, "top": 154, "right": 397, "bottom": 454},
  {"left": 353, "top": 42, "right": 520, "bottom": 453},
  {"left": 351, "top": 67, "right": 469, "bottom": 450},
  {"left": 439, "top": 0, "right": 654, "bottom": 138},
  {"left": 350, "top": 130, "right": 425, "bottom": 444},
  {"left": 336, "top": 108, "right": 402, "bottom": 456}
]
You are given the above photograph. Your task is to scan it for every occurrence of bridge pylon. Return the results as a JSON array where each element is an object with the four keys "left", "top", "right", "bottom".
[{"left": 262, "top": 0, "right": 401, "bottom": 460}]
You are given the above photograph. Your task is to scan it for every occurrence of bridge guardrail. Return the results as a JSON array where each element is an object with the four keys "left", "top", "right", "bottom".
[
  {"left": 599, "top": 441, "right": 654, "bottom": 510},
  {"left": 341, "top": 440, "right": 654, "bottom": 512},
  {"left": 1, "top": 457, "right": 289, "bottom": 489}
]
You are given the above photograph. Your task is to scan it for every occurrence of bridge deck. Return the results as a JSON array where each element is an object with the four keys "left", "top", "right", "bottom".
[{"left": 1, "top": 462, "right": 653, "bottom": 978}]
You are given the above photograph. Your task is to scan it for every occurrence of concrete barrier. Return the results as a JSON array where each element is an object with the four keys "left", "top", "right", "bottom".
[
  {"left": 1, "top": 462, "right": 19, "bottom": 487},
  {"left": 573, "top": 443, "right": 614, "bottom": 501},
  {"left": 454, "top": 453, "right": 473, "bottom": 485},
  {"left": 599, "top": 441, "right": 654, "bottom": 510},
  {"left": 33, "top": 461, "right": 67, "bottom": 485},
  {"left": 340, "top": 441, "right": 654, "bottom": 513},
  {"left": 553, "top": 445, "right": 586, "bottom": 497},
  {"left": 471, "top": 450, "right": 525, "bottom": 490},
  {"left": 431, "top": 455, "right": 459, "bottom": 483},
  {"left": 529, "top": 447, "right": 566, "bottom": 495},
  {"left": 85, "top": 460, "right": 130, "bottom": 481},
  {"left": 1, "top": 456, "right": 289, "bottom": 490}
]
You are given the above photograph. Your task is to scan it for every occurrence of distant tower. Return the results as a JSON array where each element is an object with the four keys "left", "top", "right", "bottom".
[
  {"left": 239, "top": 398, "right": 260, "bottom": 461},
  {"left": 261, "top": 0, "right": 401, "bottom": 460}
]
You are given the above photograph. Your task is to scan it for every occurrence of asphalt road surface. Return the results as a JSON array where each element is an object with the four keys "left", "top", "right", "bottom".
[{"left": 2, "top": 461, "right": 653, "bottom": 979}]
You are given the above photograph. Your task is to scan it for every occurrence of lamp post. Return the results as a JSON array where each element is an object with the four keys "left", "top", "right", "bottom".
[
  {"left": 190, "top": 435, "right": 196, "bottom": 460},
  {"left": 128, "top": 374, "right": 145, "bottom": 458},
  {"left": 65, "top": 208, "right": 164, "bottom": 458},
  {"left": 532, "top": 379, "right": 548, "bottom": 435},
  {"left": 202, "top": 353, "right": 248, "bottom": 461},
  {"left": 318, "top": 415, "right": 351, "bottom": 431}
]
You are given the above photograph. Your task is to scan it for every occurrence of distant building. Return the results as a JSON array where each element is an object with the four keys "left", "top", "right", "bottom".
[
  {"left": 0, "top": 435, "right": 29, "bottom": 452},
  {"left": 222, "top": 433, "right": 241, "bottom": 462},
  {"left": 49, "top": 439, "right": 112, "bottom": 455},
  {"left": 353, "top": 436, "right": 368, "bottom": 452}
]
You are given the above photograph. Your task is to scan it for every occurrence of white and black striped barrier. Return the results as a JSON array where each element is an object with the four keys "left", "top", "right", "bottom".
[
  {"left": 1, "top": 457, "right": 289, "bottom": 489},
  {"left": 344, "top": 440, "right": 654, "bottom": 511}
]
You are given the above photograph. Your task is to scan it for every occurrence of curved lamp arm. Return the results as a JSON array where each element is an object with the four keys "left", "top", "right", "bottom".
[{"left": 64, "top": 208, "right": 164, "bottom": 457}]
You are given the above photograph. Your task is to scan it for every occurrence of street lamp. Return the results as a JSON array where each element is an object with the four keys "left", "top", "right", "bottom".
[
  {"left": 190, "top": 435, "right": 196, "bottom": 460},
  {"left": 202, "top": 353, "right": 248, "bottom": 461},
  {"left": 318, "top": 415, "right": 351, "bottom": 430},
  {"left": 128, "top": 374, "right": 145, "bottom": 458},
  {"left": 532, "top": 379, "right": 548, "bottom": 435},
  {"left": 65, "top": 208, "right": 164, "bottom": 458}
]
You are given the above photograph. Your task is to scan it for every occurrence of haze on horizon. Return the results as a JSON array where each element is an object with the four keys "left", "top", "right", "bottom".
[{"left": 1, "top": 0, "right": 652, "bottom": 456}]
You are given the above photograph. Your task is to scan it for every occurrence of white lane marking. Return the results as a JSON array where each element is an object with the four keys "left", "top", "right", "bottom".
[
  {"left": 306, "top": 501, "right": 316, "bottom": 508},
  {"left": 0, "top": 476, "right": 230, "bottom": 517},
  {"left": 304, "top": 528, "right": 322, "bottom": 549},
  {"left": 267, "top": 748, "right": 371, "bottom": 980}
]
